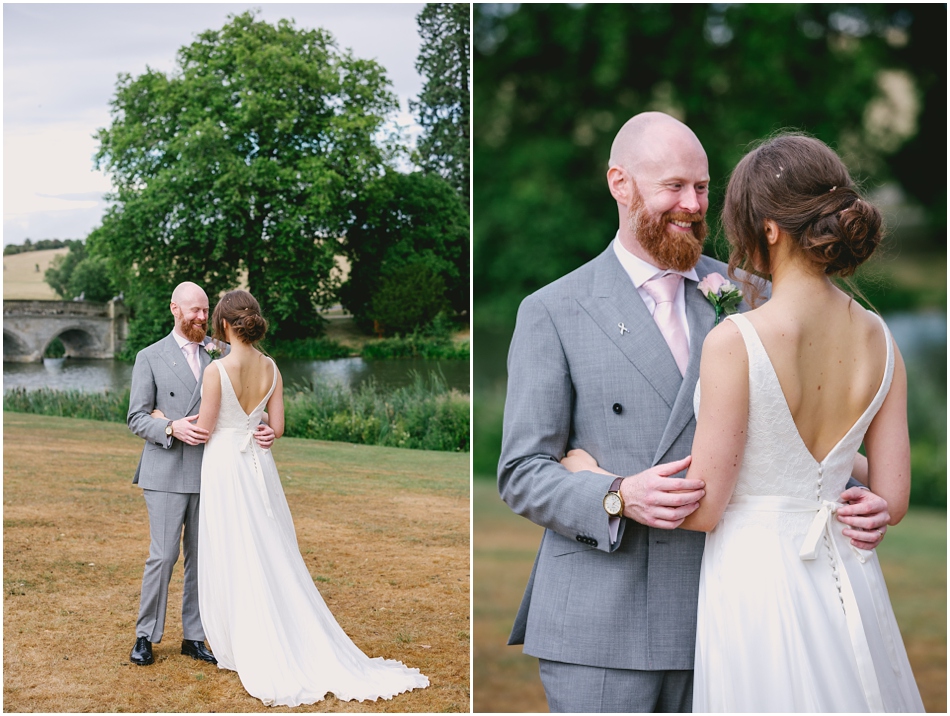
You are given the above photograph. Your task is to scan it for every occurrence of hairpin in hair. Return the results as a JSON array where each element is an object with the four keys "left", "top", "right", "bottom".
[{"left": 829, "top": 186, "right": 837, "bottom": 192}]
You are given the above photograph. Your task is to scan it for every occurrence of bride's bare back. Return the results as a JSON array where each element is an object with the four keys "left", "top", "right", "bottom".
[
  {"left": 746, "top": 288, "right": 887, "bottom": 463},
  {"left": 218, "top": 351, "right": 276, "bottom": 415}
]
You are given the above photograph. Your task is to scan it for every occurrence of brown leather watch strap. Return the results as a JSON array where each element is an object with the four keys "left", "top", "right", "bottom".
[{"left": 609, "top": 477, "right": 624, "bottom": 493}]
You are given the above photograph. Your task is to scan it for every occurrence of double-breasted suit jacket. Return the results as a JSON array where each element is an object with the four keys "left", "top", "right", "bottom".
[{"left": 499, "top": 244, "right": 750, "bottom": 671}]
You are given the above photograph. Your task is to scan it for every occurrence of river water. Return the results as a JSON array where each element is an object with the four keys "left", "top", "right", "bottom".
[{"left": 2, "top": 355, "right": 470, "bottom": 395}]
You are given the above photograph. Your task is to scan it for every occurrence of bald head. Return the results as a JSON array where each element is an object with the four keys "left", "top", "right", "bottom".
[
  {"left": 171, "top": 281, "right": 206, "bottom": 306},
  {"left": 607, "top": 112, "right": 710, "bottom": 268},
  {"left": 608, "top": 112, "right": 706, "bottom": 176}
]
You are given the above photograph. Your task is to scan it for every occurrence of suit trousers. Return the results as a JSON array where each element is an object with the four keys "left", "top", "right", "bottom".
[
  {"left": 136, "top": 489, "right": 204, "bottom": 643},
  {"left": 539, "top": 659, "right": 693, "bottom": 713}
]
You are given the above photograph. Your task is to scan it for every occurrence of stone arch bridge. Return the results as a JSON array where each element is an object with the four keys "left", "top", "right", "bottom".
[{"left": 3, "top": 300, "right": 129, "bottom": 362}]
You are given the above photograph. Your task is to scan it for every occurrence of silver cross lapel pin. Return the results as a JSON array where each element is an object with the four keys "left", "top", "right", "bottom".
[{"left": 618, "top": 322, "right": 629, "bottom": 335}]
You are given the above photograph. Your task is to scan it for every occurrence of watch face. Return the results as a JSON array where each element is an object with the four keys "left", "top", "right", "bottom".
[{"left": 604, "top": 492, "right": 622, "bottom": 516}]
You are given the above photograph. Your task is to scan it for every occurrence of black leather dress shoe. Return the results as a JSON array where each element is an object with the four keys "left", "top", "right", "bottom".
[
  {"left": 130, "top": 636, "right": 154, "bottom": 666},
  {"left": 181, "top": 639, "right": 217, "bottom": 664}
]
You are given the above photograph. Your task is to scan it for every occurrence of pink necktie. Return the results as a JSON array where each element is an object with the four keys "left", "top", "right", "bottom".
[
  {"left": 185, "top": 342, "right": 200, "bottom": 380},
  {"left": 642, "top": 273, "right": 689, "bottom": 376}
]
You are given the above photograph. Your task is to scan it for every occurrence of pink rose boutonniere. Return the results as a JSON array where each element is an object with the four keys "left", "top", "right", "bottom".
[
  {"left": 698, "top": 272, "right": 742, "bottom": 325},
  {"left": 204, "top": 343, "right": 222, "bottom": 360}
]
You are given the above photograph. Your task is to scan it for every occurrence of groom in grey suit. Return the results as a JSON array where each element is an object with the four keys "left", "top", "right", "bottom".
[
  {"left": 498, "top": 112, "right": 892, "bottom": 712},
  {"left": 127, "top": 281, "right": 274, "bottom": 666}
]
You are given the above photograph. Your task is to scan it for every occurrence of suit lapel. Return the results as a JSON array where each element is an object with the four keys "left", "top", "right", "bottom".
[
  {"left": 652, "top": 263, "right": 718, "bottom": 463},
  {"left": 186, "top": 342, "right": 212, "bottom": 413},
  {"left": 160, "top": 333, "right": 198, "bottom": 393},
  {"left": 576, "top": 248, "right": 682, "bottom": 409}
]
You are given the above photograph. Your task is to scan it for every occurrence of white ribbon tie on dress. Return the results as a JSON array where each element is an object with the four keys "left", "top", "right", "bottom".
[
  {"left": 725, "top": 495, "right": 884, "bottom": 711},
  {"left": 239, "top": 429, "right": 274, "bottom": 519}
]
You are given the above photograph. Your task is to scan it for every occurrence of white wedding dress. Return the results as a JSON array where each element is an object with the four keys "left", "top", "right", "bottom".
[
  {"left": 692, "top": 313, "right": 923, "bottom": 712},
  {"left": 197, "top": 357, "right": 429, "bottom": 707}
]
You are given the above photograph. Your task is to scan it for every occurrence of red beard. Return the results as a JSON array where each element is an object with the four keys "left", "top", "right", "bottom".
[
  {"left": 179, "top": 320, "right": 207, "bottom": 343},
  {"left": 628, "top": 187, "right": 707, "bottom": 272}
]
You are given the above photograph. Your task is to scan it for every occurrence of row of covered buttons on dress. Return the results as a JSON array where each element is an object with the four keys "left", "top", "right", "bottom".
[{"left": 817, "top": 464, "right": 846, "bottom": 612}]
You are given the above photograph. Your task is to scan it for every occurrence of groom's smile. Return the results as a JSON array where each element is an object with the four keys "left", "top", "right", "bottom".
[{"left": 628, "top": 188, "right": 708, "bottom": 272}]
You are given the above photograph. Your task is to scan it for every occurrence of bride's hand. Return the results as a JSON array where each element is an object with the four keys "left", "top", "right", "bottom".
[{"left": 561, "top": 449, "right": 611, "bottom": 474}]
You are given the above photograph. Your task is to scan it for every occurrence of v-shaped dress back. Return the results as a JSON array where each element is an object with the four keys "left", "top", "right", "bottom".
[
  {"left": 692, "top": 312, "right": 923, "bottom": 712},
  {"left": 197, "top": 357, "right": 428, "bottom": 707}
]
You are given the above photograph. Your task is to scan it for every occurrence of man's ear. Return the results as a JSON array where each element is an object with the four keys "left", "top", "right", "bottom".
[{"left": 607, "top": 166, "right": 630, "bottom": 206}]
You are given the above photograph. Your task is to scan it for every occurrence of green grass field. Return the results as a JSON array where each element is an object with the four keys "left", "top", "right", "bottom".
[{"left": 473, "top": 477, "right": 946, "bottom": 713}]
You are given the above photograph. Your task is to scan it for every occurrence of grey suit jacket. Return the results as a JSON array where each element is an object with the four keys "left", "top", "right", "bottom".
[
  {"left": 498, "top": 244, "right": 755, "bottom": 671},
  {"left": 128, "top": 332, "right": 212, "bottom": 493}
]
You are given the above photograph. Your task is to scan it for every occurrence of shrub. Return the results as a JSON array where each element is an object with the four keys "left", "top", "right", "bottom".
[
  {"left": 3, "top": 388, "right": 129, "bottom": 423},
  {"left": 370, "top": 262, "right": 451, "bottom": 337},
  {"left": 284, "top": 371, "right": 469, "bottom": 452}
]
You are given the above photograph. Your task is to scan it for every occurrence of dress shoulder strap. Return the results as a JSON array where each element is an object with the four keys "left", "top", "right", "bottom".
[
  {"left": 723, "top": 313, "right": 767, "bottom": 359},
  {"left": 266, "top": 356, "right": 277, "bottom": 392},
  {"left": 867, "top": 312, "right": 896, "bottom": 412}
]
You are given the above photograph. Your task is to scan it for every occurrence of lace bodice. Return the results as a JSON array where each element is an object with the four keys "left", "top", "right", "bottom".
[
  {"left": 207, "top": 357, "right": 277, "bottom": 433},
  {"left": 694, "top": 312, "right": 894, "bottom": 501}
]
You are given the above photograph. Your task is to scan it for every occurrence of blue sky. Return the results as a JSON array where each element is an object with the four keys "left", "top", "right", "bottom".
[{"left": 3, "top": 3, "right": 426, "bottom": 245}]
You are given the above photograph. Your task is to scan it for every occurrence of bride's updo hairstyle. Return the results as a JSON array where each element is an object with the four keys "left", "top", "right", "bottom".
[
  {"left": 212, "top": 290, "right": 268, "bottom": 345},
  {"left": 723, "top": 133, "right": 882, "bottom": 298}
]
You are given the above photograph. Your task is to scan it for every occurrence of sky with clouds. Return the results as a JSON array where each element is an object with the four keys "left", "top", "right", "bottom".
[{"left": 3, "top": 2, "right": 426, "bottom": 246}]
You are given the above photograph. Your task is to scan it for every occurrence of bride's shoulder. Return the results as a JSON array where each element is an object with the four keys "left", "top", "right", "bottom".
[
  {"left": 202, "top": 360, "right": 223, "bottom": 384},
  {"left": 701, "top": 318, "right": 747, "bottom": 363}
]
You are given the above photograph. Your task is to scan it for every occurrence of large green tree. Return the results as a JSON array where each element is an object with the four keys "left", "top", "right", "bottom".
[
  {"left": 94, "top": 11, "right": 398, "bottom": 350},
  {"left": 410, "top": 2, "right": 470, "bottom": 203}
]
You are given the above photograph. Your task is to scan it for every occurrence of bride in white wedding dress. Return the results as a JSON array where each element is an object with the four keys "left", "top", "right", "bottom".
[
  {"left": 679, "top": 134, "right": 923, "bottom": 712},
  {"left": 563, "top": 135, "right": 923, "bottom": 712},
  {"left": 194, "top": 290, "right": 428, "bottom": 707}
]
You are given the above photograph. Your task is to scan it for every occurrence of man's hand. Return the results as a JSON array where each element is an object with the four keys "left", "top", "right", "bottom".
[
  {"left": 171, "top": 414, "right": 209, "bottom": 446},
  {"left": 620, "top": 456, "right": 704, "bottom": 529},
  {"left": 254, "top": 422, "right": 276, "bottom": 450},
  {"left": 836, "top": 486, "right": 890, "bottom": 550}
]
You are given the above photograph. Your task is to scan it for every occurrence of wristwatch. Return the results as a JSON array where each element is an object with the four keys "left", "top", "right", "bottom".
[
  {"left": 603, "top": 477, "right": 625, "bottom": 517},
  {"left": 165, "top": 421, "right": 174, "bottom": 438}
]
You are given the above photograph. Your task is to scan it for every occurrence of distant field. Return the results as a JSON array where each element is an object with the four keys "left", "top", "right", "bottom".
[
  {"left": 3, "top": 248, "right": 68, "bottom": 300},
  {"left": 473, "top": 477, "right": 947, "bottom": 713}
]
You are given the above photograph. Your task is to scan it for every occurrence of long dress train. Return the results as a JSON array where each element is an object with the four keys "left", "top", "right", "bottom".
[
  {"left": 198, "top": 357, "right": 429, "bottom": 706},
  {"left": 692, "top": 313, "right": 923, "bottom": 712}
]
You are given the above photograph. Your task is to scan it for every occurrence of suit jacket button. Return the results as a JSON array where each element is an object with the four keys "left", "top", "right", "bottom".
[
  {"left": 170, "top": 392, "right": 175, "bottom": 397},
  {"left": 612, "top": 403, "right": 622, "bottom": 414}
]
